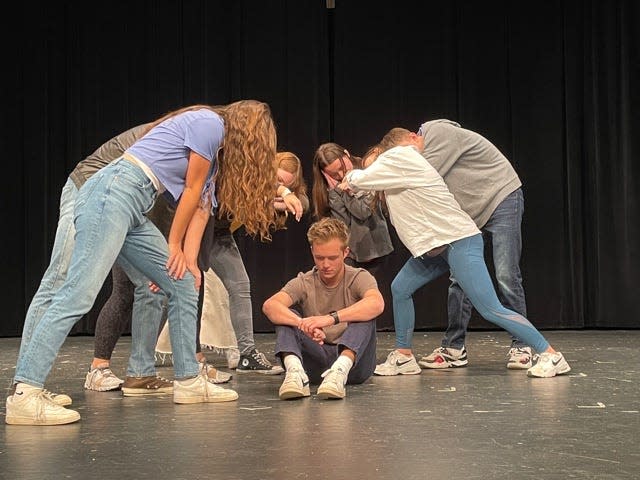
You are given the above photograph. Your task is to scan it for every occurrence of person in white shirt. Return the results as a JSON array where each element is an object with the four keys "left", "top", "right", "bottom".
[{"left": 341, "top": 144, "right": 571, "bottom": 379}]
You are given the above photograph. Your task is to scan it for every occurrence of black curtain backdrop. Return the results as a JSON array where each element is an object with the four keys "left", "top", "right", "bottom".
[{"left": 1, "top": 0, "right": 638, "bottom": 337}]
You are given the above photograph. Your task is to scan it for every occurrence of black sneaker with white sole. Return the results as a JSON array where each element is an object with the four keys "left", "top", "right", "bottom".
[{"left": 235, "top": 349, "right": 284, "bottom": 375}]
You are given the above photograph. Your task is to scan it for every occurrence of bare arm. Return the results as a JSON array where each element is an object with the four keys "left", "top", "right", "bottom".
[
  {"left": 262, "top": 291, "right": 303, "bottom": 327},
  {"left": 166, "top": 150, "right": 211, "bottom": 279},
  {"left": 301, "top": 288, "right": 384, "bottom": 334},
  {"left": 182, "top": 205, "right": 210, "bottom": 291}
]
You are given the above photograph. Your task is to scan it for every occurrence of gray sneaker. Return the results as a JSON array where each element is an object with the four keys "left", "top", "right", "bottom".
[
  {"left": 507, "top": 346, "right": 533, "bottom": 370},
  {"left": 6, "top": 384, "right": 80, "bottom": 426},
  {"left": 84, "top": 367, "right": 125, "bottom": 391},
  {"left": 198, "top": 361, "right": 232, "bottom": 384}
]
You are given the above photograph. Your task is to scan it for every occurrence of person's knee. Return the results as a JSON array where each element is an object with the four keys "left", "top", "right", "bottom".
[{"left": 391, "top": 278, "right": 411, "bottom": 299}]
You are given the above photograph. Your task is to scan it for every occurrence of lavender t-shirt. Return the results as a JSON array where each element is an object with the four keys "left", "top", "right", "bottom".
[{"left": 127, "top": 109, "right": 224, "bottom": 205}]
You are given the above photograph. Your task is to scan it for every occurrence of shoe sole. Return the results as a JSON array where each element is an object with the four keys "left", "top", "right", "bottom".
[
  {"left": 279, "top": 387, "right": 311, "bottom": 400},
  {"left": 122, "top": 388, "right": 173, "bottom": 396},
  {"left": 527, "top": 365, "right": 572, "bottom": 378},
  {"left": 419, "top": 360, "right": 468, "bottom": 369},
  {"left": 374, "top": 368, "right": 421, "bottom": 376},
  {"left": 507, "top": 362, "right": 533, "bottom": 370},
  {"left": 235, "top": 368, "right": 284, "bottom": 375},
  {"left": 173, "top": 393, "right": 239, "bottom": 404},
  {"left": 316, "top": 386, "right": 345, "bottom": 399},
  {"left": 5, "top": 412, "right": 81, "bottom": 425},
  {"left": 84, "top": 383, "right": 124, "bottom": 392}
]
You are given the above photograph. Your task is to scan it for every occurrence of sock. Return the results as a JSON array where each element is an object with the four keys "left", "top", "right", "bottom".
[
  {"left": 15, "top": 382, "right": 42, "bottom": 395},
  {"left": 283, "top": 354, "right": 304, "bottom": 373},
  {"left": 332, "top": 355, "right": 354, "bottom": 375}
]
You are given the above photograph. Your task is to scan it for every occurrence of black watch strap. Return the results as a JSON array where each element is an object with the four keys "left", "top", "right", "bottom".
[{"left": 329, "top": 311, "right": 340, "bottom": 325}]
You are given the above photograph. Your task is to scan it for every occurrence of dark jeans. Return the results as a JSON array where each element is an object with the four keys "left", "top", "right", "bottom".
[{"left": 275, "top": 320, "right": 377, "bottom": 385}]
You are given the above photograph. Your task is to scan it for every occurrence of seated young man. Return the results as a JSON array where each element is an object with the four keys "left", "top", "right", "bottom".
[{"left": 262, "top": 217, "right": 384, "bottom": 400}]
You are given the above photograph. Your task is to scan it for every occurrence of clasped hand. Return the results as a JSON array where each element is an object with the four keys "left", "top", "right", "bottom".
[{"left": 297, "top": 315, "right": 333, "bottom": 345}]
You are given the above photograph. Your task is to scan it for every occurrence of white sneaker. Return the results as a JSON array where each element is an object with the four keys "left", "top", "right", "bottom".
[
  {"left": 198, "top": 361, "right": 232, "bottom": 384},
  {"left": 225, "top": 348, "right": 240, "bottom": 369},
  {"left": 317, "top": 368, "right": 347, "bottom": 399},
  {"left": 278, "top": 368, "right": 310, "bottom": 400},
  {"left": 173, "top": 374, "right": 238, "bottom": 404},
  {"left": 419, "top": 346, "right": 468, "bottom": 369},
  {"left": 527, "top": 352, "right": 571, "bottom": 378},
  {"left": 507, "top": 346, "right": 533, "bottom": 370},
  {"left": 84, "top": 367, "right": 125, "bottom": 391},
  {"left": 5, "top": 384, "right": 80, "bottom": 425},
  {"left": 374, "top": 351, "right": 421, "bottom": 376},
  {"left": 42, "top": 389, "right": 72, "bottom": 406}
]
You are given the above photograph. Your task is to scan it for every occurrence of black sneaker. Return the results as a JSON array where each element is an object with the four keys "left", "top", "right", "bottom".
[{"left": 235, "top": 349, "right": 284, "bottom": 375}]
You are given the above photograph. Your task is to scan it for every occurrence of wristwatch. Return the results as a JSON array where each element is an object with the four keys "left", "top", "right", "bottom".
[{"left": 329, "top": 311, "right": 340, "bottom": 325}]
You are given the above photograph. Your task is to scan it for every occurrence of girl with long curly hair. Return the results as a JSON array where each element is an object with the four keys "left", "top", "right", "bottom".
[{"left": 7, "top": 100, "right": 281, "bottom": 425}]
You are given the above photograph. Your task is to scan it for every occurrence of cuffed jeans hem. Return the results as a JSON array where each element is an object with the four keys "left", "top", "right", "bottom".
[{"left": 13, "top": 377, "right": 45, "bottom": 389}]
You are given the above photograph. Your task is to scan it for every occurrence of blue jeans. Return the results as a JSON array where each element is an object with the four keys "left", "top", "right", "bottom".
[
  {"left": 390, "top": 234, "right": 549, "bottom": 353},
  {"left": 116, "top": 256, "right": 166, "bottom": 377},
  {"left": 18, "top": 178, "right": 78, "bottom": 362},
  {"left": 14, "top": 159, "right": 200, "bottom": 387},
  {"left": 445, "top": 189, "right": 528, "bottom": 349}
]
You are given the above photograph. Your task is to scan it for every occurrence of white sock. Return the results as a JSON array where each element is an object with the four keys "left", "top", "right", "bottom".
[
  {"left": 283, "top": 354, "right": 304, "bottom": 373},
  {"left": 332, "top": 355, "right": 354, "bottom": 375}
]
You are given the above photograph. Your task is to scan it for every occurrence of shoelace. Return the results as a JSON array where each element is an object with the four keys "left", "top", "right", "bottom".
[
  {"left": 42, "top": 389, "right": 62, "bottom": 401},
  {"left": 32, "top": 390, "right": 57, "bottom": 422},
  {"left": 252, "top": 351, "right": 272, "bottom": 368}
]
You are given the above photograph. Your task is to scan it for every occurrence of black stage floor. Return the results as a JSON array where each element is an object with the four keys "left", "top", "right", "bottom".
[{"left": 1, "top": 330, "right": 639, "bottom": 480}]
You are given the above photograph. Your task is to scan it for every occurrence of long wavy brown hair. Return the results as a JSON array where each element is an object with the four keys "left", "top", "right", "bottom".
[
  {"left": 214, "top": 100, "right": 278, "bottom": 241},
  {"left": 144, "top": 100, "right": 278, "bottom": 241},
  {"left": 311, "top": 142, "right": 362, "bottom": 220}
]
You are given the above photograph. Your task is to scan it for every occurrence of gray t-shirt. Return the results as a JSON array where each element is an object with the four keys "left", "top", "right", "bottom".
[
  {"left": 69, "top": 124, "right": 149, "bottom": 189},
  {"left": 282, "top": 265, "right": 378, "bottom": 343}
]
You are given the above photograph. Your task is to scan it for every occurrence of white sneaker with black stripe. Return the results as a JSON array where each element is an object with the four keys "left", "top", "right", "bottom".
[
  {"left": 527, "top": 352, "right": 571, "bottom": 378},
  {"left": 374, "top": 350, "right": 421, "bottom": 376}
]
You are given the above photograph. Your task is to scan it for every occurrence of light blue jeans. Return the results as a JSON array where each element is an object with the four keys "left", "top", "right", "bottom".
[
  {"left": 390, "top": 234, "right": 550, "bottom": 353},
  {"left": 14, "top": 159, "right": 200, "bottom": 387},
  {"left": 445, "top": 189, "right": 528, "bottom": 349},
  {"left": 18, "top": 178, "right": 78, "bottom": 362}
]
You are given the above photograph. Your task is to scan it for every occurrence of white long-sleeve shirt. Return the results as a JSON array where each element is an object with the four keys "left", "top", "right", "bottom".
[{"left": 344, "top": 145, "right": 480, "bottom": 258}]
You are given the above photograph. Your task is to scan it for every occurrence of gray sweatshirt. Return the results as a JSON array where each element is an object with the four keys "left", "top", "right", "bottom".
[
  {"left": 418, "top": 120, "right": 521, "bottom": 229},
  {"left": 69, "top": 124, "right": 149, "bottom": 189}
]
